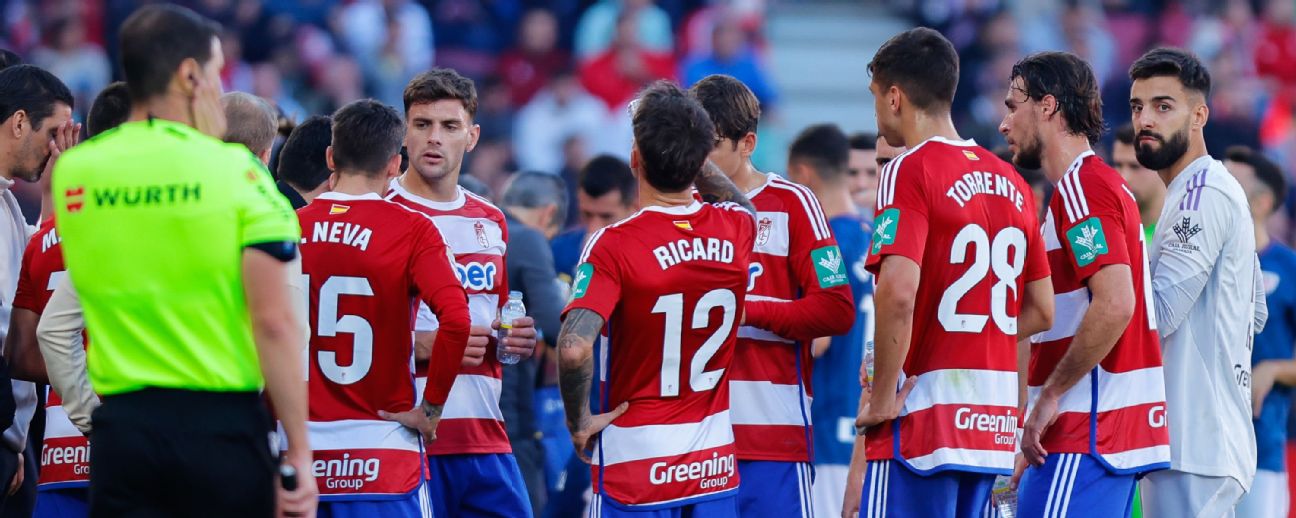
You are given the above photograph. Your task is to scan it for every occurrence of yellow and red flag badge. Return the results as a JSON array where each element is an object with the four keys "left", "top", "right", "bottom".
[
  {"left": 962, "top": 150, "right": 980, "bottom": 161},
  {"left": 673, "top": 220, "right": 693, "bottom": 231},
  {"left": 329, "top": 204, "right": 350, "bottom": 215}
]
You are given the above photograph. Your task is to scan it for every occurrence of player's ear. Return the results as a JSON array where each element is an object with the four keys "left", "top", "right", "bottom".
[
  {"left": 888, "top": 85, "right": 903, "bottom": 114},
  {"left": 465, "top": 123, "right": 481, "bottom": 153},
  {"left": 7, "top": 110, "right": 25, "bottom": 139},
  {"left": 740, "top": 131, "right": 757, "bottom": 157},
  {"left": 385, "top": 152, "right": 401, "bottom": 179},
  {"left": 175, "top": 57, "right": 200, "bottom": 97},
  {"left": 1193, "top": 101, "right": 1209, "bottom": 130},
  {"left": 325, "top": 146, "right": 335, "bottom": 172},
  {"left": 258, "top": 148, "right": 271, "bottom": 166}
]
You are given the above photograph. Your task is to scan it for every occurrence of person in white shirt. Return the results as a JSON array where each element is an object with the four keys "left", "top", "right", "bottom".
[
  {"left": 0, "top": 64, "right": 76, "bottom": 514},
  {"left": 1128, "top": 48, "right": 1268, "bottom": 518}
]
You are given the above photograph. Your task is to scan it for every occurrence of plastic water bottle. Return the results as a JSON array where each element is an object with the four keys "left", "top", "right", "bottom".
[
  {"left": 863, "top": 340, "right": 875, "bottom": 386},
  {"left": 497, "top": 291, "right": 526, "bottom": 365},
  {"left": 991, "top": 475, "right": 1017, "bottom": 518}
]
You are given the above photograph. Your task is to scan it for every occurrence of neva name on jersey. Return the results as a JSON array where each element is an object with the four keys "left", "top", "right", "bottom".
[
  {"left": 653, "top": 236, "right": 737, "bottom": 270},
  {"left": 945, "top": 170, "right": 1027, "bottom": 212},
  {"left": 304, "top": 220, "right": 373, "bottom": 251}
]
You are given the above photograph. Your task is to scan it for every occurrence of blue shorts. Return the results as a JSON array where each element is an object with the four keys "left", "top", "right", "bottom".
[
  {"left": 318, "top": 484, "right": 431, "bottom": 518},
  {"left": 861, "top": 460, "right": 995, "bottom": 518},
  {"left": 427, "top": 453, "right": 531, "bottom": 518},
  {"left": 34, "top": 487, "right": 88, "bottom": 518},
  {"left": 736, "top": 460, "right": 814, "bottom": 518},
  {"left": 590, "top": 492, "right": 738, "bottom": 517},
  {"left": 1018, "top": 453, "right": 1137, "bottom": 518}
]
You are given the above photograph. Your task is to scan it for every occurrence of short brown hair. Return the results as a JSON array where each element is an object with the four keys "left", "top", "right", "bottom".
[
  {"left": 403, "top": 68, "right": 478, "bottom": 118},
  {"left": 220, "top": 92, "right": 276, "bottom": 156},
  {"left": 868, "top": 27, "right": 959, "bottom": 111},
  {"left": 689, "top": 74, "right": 760, "bottom": 143}
]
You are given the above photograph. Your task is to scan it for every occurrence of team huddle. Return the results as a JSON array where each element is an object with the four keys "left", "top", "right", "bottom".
[{"left": 1, "top": 4, "right": 1283, "bottom": 518}]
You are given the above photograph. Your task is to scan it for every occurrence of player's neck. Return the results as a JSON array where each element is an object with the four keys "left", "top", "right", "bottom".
[
  {"left": 399, "top": 169, "right": 459, "bottom": 202},
  {"left": 731, "top": 162, "right": 766, "bottom": 194},
  {"left": 331, "top": 172, "right": 389, "bottom": 197},
  {"left": 815, "top": 181, "right": 856, "bottom": 219},
  {"left": 128, "top": 99, "right": 192, "bottom": 128},
  {"left": 1042, "top": 136, "right": 1093, "bottom": 184},
  {"left": 902, "top": 111, "right": 961, "bottom": 148},
  {"left": 640, "top": 184, "right": 696, "bottom": 209},
  {"left": 1157, "top": 138, "right": 1209, "bottom": 187}
]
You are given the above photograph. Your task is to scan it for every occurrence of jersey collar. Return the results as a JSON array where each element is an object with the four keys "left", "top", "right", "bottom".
[
  {"left": 641, "top": 200, "right": 703, "bottom": 215},
  {"left": 1064, "top": 149, "right": 1097, "bottom": 177},
  {"left": 929, "top": 136, "right": 977, "bottom": 147},
  {"left": 388, "top": 176, "right": 465, "bottom": 210},
  {"left": 315, "top": 191, "right": 383, "bottom": 202},
  {"left": 745, "top": 172, "right": 774, "bottom": 198},
  {"left": 0, "top": 175, "right": 11, "bottom": 192},
  {"left": 1167, "top": 155, "right": 1216, "bottom": 192}
]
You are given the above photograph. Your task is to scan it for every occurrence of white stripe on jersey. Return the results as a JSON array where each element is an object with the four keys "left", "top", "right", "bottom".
[
  {"left": 440, "top": 375, "right": 505, "bottom": 420},
  {"left": 902, "top": 369, "right": 1018, "bottom": 413},
  {"left": 578, "top": 227, "right": 610, "bottom": 265},
  {"left": 1033, "top": 288, "right": 1089, "bottom": 343},
  {"left": 427, "top": 214, "right": 505, "bottom": 255},
  {"left": 729, "top": 381, "right": 812, "bottom": 426},
  {"left": 593, "top": 410, "right": 734, "bottom": 465},
  {"left": 44, "top": 405, "right": 81, "bottom": 440},
  {"left": 769, "top": 178, "right": 830, "bottom": 241},
  {"left": 737, "top": 325, "right": 793, "bottom": 344},
  {"left": 304, "top": 419, "right": 422, "bottom": 452},
  {"left": 1026, "top": 366, "right": 1166, "bottom": 414}
]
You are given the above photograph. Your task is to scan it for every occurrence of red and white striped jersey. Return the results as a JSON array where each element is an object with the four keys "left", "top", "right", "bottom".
[
  {"left": 386, "top": 178, "right": 513, "bottom": 455},
  {"left": 14, "top": 220, "right": 90, "bottom": 489},
  {"left": 296, "top": 191, "right": 471, "bottom": 498},
  {"left": 562, "top": 200, "right": 755, "bottom": 507},
  {"left": 730, "top": 174, "right": 854, "bottom": 462},
  {"left": 863, "top": 137, "right": 1050, "bottom": 474},
  {"left": 1029, "top": 152, "right": 1170, "bottom": 472}
]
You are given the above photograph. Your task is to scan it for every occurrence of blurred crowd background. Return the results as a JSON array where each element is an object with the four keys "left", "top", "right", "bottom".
[{"left": 3, "top": 0, "right": 1296, "bottom": 242}]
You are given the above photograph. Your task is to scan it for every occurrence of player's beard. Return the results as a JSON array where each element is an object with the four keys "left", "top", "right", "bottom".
[
  {"left": 9, "top": 137, "right": 46, "bottom": 182},
  {"left": 1135, "top": 124, "right": 1189, "bottom": 171},
  {"left": 1013, "top": 133, "right": 1044, "bottom": 170}
]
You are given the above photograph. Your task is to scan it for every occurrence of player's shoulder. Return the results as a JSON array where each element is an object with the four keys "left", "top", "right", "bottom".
[
  {"left": 1063, "top": 153, "right": 1127, "bottom": 203},
  {"left": 1174, "top": 159, "right": 1247, "bottom": 214},
  {"left": 462, "top": 188, "right": 507, "bottom": 221}
]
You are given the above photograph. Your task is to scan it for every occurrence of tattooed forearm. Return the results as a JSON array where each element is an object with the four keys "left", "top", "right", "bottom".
[
  {"left": 694, "top": 161, "right": 756, "bottom": 214},
  {"left": 420, "top": 401, "right": 444, "bottom": 420},
  {"left": 557, "top": 309, "right": 605, "bottom": 431}
]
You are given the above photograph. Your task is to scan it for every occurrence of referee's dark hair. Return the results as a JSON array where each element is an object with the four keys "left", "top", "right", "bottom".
[
  {"left": 579, "top": 155, "right": 635, "bottom": 205},
  {"left": 277, "top": 115, "right": 332, "bottom": 192},
  {"left": 1129, "top": 47, "right": 1211, "bottom": 98},
  {"left": 0, "top": 65, "right": 74, "bottom": 132},
  {"left": 1226, "top": 145, "right": 1287, "bottom": 212},
  {"left": 849, "top": 132, "right": 877, "bottom": 152},
  {"left": 631, "top": 81, "right": 716, "bottom": 193},
  {"left": 1011, "top": 51, "right": 1105, "bottom": 144},
  {"left": 119, "top": 4, "right": 220, "bottom": 102},
  {"left": 331, "top": 99, "right": 404, "bottom": 177},
  {"left": 868, "top": 27, "right": 959, "bottom": 112},
  {"left": 789, "top": 123, "right": 850, "bottom": 182},
  {"left": 87, "top": 81, "right": 131, "bottom": 137}
]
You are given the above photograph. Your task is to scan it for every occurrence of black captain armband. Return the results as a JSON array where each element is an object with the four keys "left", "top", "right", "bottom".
[{"left": 246, "top": 241, "right": 298, "bottom": 262}]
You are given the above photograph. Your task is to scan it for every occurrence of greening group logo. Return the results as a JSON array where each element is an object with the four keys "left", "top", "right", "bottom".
[
  {"left": 872, "top": 208, "right": 899, "bottom": 254},
  {"left": 571, "top": 263, "right": 594, "bottom": 300},
  {"left": 1066, "top": 217, "right": 1108, "bottom": 267},
  {"left": 812, "top": 246, "right": 848, "bottom": 288}
]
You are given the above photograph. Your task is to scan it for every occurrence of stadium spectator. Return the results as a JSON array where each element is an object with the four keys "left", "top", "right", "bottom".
[
  {"left": 498, "top": 9, "right": 570, "bottom": 108},
  {"left": 220, "top": 91, "right": 277, "bottom": 164},
  {"left": 574, "top": 0, "right": 673, "bottom": 60},
  {"left": 250, "top": 63, "right": 306, "bottom": 124},
  {"left": 515, "top": 67, "right": 606, "bottom": 175},
  {"left": 580, "top": 12, "right": 676, "bottom": 110},
  {"left": 499, "top": 171, "right": 569, "bottom": 516},
  {"left": 0, "top": 64, "right": 74, "bottom": 518},
  {"left": 337, "top": 0, "right": 433, "bottom": 84},
  {"left": 274, "top": 114, "right": 332, "bottom": 210},
  {"left": 48, "top": 6, "right": 317, "bottom": 515},
  {"left": 30, "top": 17, "right": 110, "bottom": 121},
  {"left": 846, "top": 132, "right": 878, "bottom": 216},
  {"left": 1111, "top": 123, "right": 1165, "bottom": 241},
  {"left": 550, "top": 155, "right": 637, "bottom": 281},
  {"left": 1225, "top": 146, "right": 1296, "bottom": 518},
  {"left": 680, "top": 13, "right": 777, "bottom": 108}
]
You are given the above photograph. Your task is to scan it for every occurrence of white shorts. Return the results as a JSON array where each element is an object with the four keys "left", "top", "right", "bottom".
[
  {"left": 1235, "top": 469, "right": 1288, "bottom": 518},
  {"left": 1141, "top": 469, "right": 1245, "bottom": 518},
  {"left": 812, "top": 464, "right": 848, "bottom": 518}
]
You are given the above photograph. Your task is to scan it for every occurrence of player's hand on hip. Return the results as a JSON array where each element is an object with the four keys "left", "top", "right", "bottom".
[
  {"left": 855, "top": 377, "right": 916, "bottom": 432},
  {"left": 278, "top": 451, "right": 319, "bottom": 518},
  {"left": 494, "top": 316, "right": 537, "bottom": 359},
  {"left": 1010, "top": 453, "right": 1027, "bottom": 490},
  {"left": 570, "top": 402, "right": 630, "bottom": 464},
  {"left": 1022, "top": 393, "right": 1059, "bottom": 466},
  {"left": 1252, "top": 361, "right": 1278, "bottom": 419},
  {"left": 7, "top": 453, "right": 22, "bottom": 496},
  {"left": 463, "top": 326, "right": 491, "bottom": 367},
  {"left": 379, "top": 403, "right": 442, "bottom": 443}
]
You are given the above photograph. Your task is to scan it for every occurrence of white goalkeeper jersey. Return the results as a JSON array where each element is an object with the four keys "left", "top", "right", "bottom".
[{"left": 1149, "top": 154, "right": 1267, "bottom": 490}]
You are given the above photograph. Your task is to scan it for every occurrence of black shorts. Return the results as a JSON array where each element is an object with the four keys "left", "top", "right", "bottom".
[{"left": 88, "top": 389, "right": 275, "bottom": 518}]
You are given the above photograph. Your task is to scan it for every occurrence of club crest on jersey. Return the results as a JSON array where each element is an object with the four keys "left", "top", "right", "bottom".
[
  {"left": 1066, "top": 217, "right": 1108, "bottom": 267},
  {"left": 474, "top": 221, "right": 489, "bottom": 248},
  {"left": 756, "top": 217, "right": 773, "bottom": 246},
  {"left": 64, "top": 186, "right": 85, "bottom": 213},
  {"left": 571, "top": 263, "right": 593, "bottom": 300},
  {"left": 871, "top": 209, "right": 899, "bottom": 254},
  {"left": 812, "top": 246, "right": 848, "bottom": 288}
]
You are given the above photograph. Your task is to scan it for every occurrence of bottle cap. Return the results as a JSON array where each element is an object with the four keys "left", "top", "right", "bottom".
[{"left": 509, "top": 290, "right": 523, "bottom": 298}]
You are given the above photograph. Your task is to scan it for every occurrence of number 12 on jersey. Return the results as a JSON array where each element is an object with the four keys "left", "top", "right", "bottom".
[{"left": 652, "top": 289, "right": 738, "bottom": 397}]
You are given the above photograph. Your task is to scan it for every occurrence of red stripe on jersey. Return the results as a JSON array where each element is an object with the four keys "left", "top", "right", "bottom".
[
  {"left": 867, "top": 404, "right": 1019, "bottom": 466},
  {"left": 1040, "top": 402, "right": 1170, "bottom": 455},
  {"left": 732, "top": 425, "right": 811, "bottom": 462},
  {"left": 728, "top": 339, "right": 799, "bottom": 385},
  {"left": 593, "top": 444, "right": 739, "bottom": 507},
  {"left": 312, "top": 447, "right": 424, "bottom": 498},
  {"left": 427, "top": 417, "right": 511, "bottom": 455}
]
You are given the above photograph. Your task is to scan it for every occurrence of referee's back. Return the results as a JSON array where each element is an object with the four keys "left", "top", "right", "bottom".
[{"left": 52, "top": 119, "right": 297, "bottom": 395}]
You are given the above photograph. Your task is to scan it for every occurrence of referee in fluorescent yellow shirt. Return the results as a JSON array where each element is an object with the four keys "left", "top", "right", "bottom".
[{"left": 49, "top": 5, "right": 317, "bottom": 517}]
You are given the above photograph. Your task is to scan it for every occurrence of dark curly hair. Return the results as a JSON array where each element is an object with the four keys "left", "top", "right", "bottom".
[{"left": 1011, "top": 51, "right": 1104, "bottom": 144}]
